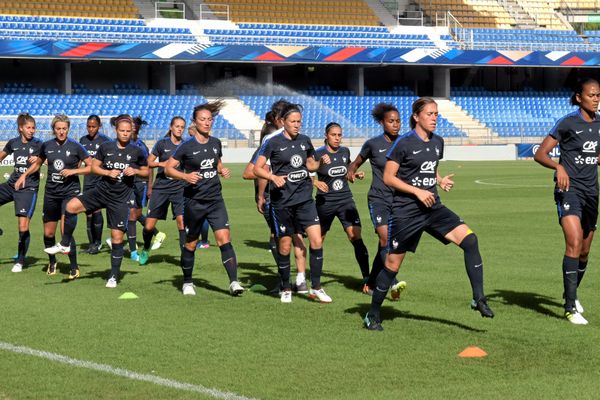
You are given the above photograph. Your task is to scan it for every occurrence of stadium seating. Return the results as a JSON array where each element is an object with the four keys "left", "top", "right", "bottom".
[
  {"left": 204, "top": 0, "right": 380, "bottom": 26},
  {"left": 0, "top": 14, "right": 196, "bottom": 44},
  {"left": 414, "top": 0, "right": 515, "bottom": 28},
  {"left": 0, "top": 0, "right": 139, "bottom": 19},
  {"left": 457, "top": 28, "right": 586, "bottom": 51}
]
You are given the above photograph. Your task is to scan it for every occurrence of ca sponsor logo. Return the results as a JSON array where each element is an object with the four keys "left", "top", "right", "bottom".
[
  {"left": 15, "top": 156, "right": 28, "bottom": 165},
  {"left": 287, "top": 170, "right": 308, "bottom": 182},
  {"left": 420, "top": 161, "right": 436, "bottom": 174},
  {"left": 582, "top": 141, "right": 598, "bottom": 153},
  {"left": 290, "top": 154, "right": 303, "bottom": 168},
  {"left": 328, "top": 166, "right": 347, "bottom": 177},
  {"left": 200, "top": 158, "right": 215, "bottom": 169},
  {"left": 53, "top": 159, "right": 64, "bottom": 171},
  {"left": 332, "top": 179, "right": 343, "bottom": 191}
]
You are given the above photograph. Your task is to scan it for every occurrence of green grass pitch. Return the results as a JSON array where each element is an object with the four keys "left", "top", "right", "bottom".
[{"left": 1, "top": 161, "right": 600, "bottom": 399}]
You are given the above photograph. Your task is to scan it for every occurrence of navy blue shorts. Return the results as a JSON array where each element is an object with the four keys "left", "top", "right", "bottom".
[
  {"left": 77, "top": 187, "right": 133, "bottom": 232},
  {"left": 133, "top": 181, "right": 148, "bottom": 209},
  {"left": 555, "top": 188, "right": 598, "bottom": 237},
  {"left": 368, "top": 198, "right": 393, "bottom": 230},
  {"left": 147, "top": 189, "right": 184, "bottom": 220},
  {"left": 184, "top": 197, "right": 230, "bottom": 240},
  {"left": 316, "top": 196, "right": 361, "bottom": 234},
  {"left": 0, "top": 182, "right": 37, "bottom": 218},
  {"left": 43, "top": 192, "right": 77, "bottom": 222},
  {"left": 271, "top": 199, "right": 319, "bottom": 238}
]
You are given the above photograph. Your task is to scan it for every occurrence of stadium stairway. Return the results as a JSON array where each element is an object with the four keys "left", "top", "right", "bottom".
[
  {"left": 501, "top": 0, "right": 537, "bottom": 29},
  {"left": 205, "top": 97, "right": 264, "bottom": 139},
  {"left": 434, "top": 99, "right": 493, "bottom": 142},
  {"left": 132, "top": 0, "right": 156, "bottom": 20},
  {"left": 362, "top": 0, "right": 398, "bottom": 26}
]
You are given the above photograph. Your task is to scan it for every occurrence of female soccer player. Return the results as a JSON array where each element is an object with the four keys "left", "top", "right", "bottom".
[
  {"left": 534, "top": 78, "right": 600, "bottom": 325},
  {"left": 45, "top": 114, "right": 149, "bottom": 288},
  {"left": 253, "top": 103, "right": 331, "bottom": 303},
  {"left": 363, "top": 97, "right": 494, "bottom": 331},
  {"left": 26, "top": 115, "right": 91, "bottom": 278},
  {"left": 0, "top": 113, "right": 42, "bottom": 272},
  {"left": 313, "top": 122, "right": 369, "bottom": 281},
  {"left": 347, "top": 103, "right": 405, "bottom": 298},
  {"left": 79, "top": 115, "right": 111, "bottom": 254},
  {"left": 165, "top": 101, "right": 244, "bottom": 297},
  {"left": 138, "top": 116, "right": 186, "bottom": 265}
]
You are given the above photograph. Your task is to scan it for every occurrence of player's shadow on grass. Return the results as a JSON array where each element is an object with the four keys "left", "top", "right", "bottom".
[
  {"left": 45, "top": 269, "right": 140, "bottom": 285},
  {"left": 146, "top": 253, "right": 180, "bottom": 268},
  {"left": 487, "top": 289, "right": 563, "bottom": 319},
  {"left": 2, "top": 256, "right": 42, "bottom": 266},
  {"left": 156, "top": 275, "right": 232, "bottom": 296},
  {"left": 237, "top": 261, "right": 280, "bottom": 298},
  {"left": 243, "top": 239, "right": 271, "bottom": 251},
  {"left": 345, "top": 304, "right": 487, "bottom": 332}
]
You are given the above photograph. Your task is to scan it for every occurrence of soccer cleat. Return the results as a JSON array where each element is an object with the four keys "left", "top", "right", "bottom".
[
  {"left": 565, "top": 310, "right": 588, "bottom": 325},
  {"left": 105, "top": 238, "right": 112, "bottom": 250},
  {"left": 229, "top": 281, "right": 245, "bottom": 296},
  {"left": 46, "top": 262, "right": 57, "bottom": 276},
  {"left": 362, "top": 284, "right": 373, "bottom": 296},
  {"left": 151, "top": 232, "right": 166, "bottom": 250},
  {"left": 575, "top": 299, "right": 585, "bottom": 314},
  {"left": 182, "top": 282, "right": 196, "bottom": 296},
  {"left": 197, "top": 241, "right": 210, "bottom": 249},
  {"left": 130, "top": 250, "right": 139, "bottom": 262},
  {"left": 79, "top": 247, "right": 91, "bottom": 254},
  {"left": 138, "top": 249, "right": 149, "bottom": 266},
  {"left": 363, "top": 313, "right": 384, "bottom": 331},
  {"left": 11, "top": 263, "right": 23, "bottom": 273},
  {"left": 280, "top": 290, "right": 292, "bottom": 303},
  {"left": 471, "top": 298, "right": 495, "bottom": 318},
  {"left": 309, "top": 288, "right": 332, "bottom": 303},
  {"left": 105, "top": 276, "right": 117, "bottom": 288},
  {"left": 68, "top": 268, "right": 80, "bottom": 280},
  {"left": 293, "top": 281, "right": 309, "bottom": 294},
  {"left": 88, "top": 243, "right": 101, "bottom": 255},
  {"left": 390, "top": 280, "right": 407, "bottom": 301},
  {"left": 44, "top": 243, "right": 70, "bottom": 255}
]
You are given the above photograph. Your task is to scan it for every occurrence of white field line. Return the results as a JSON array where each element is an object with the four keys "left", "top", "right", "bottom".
[
  {"left": 0, "top": 341, "right": 257, "bottom": 400},
  {"left": 474, "top": 179, "right": 552, "bottom": 188}
]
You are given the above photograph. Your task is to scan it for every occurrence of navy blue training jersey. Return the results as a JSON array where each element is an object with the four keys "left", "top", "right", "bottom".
[
  {"left": 549, "top": 110, "right": 600, "bottom": 195},
  {"left": 95, "top": 141, "right": 148, "bottom": 200},
  {"left": 171, "top": 136, "right": 223, "bottom": 201},
  {"left": 79, "top": 133, "right": 111, "bottom": 188},
  {"left": 258, "top": 132, "right": 315, "bottom": 207},
  {"left": 40, "top": 138, "right": 89, "bottom": 197},
  {"left": 358, "top": 134, "right": 396, "bottom": 203},
  {"left": 314, "top": 145, "right": 352, "bottom": 202},
  {"left": 250, "top": 147, "right": 270, "bottom": 204},
  {"left": 2, "top": 136, "right": 43, "bottom": 190},
  {"left": 387, "top": 130, "right": 444, "bottom": 216},
  {"left": 151, "top": 136, "right": 184, "bottom": 193},
  {"left": 131, "top": 138, "right": 150, "bottom": 183}
]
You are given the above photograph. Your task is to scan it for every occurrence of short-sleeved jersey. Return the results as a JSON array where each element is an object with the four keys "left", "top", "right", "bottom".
[
  {"left": 258, "top": 132, "right": 315, "bottom": 207},
  {"left": 79, "top": 133, "right": 111, "bottom": 188},
  {"left": 131, "top": 138, "right": 150, "bottom": 183},
  {"left": 40, "top": 138, "right": 89, "bottom": 197},
  {"left": 151, "top": 136, "right": 184, "bottom": 193},
  {"left": 171, "top": 136, "right": 223, "bottom": 201},
  {"left": 2, "top": 136, "right": 43, "bottom": 190},
  {"left": 387, "top": 130, "right": 445, "bottom": 216},
  {"left": 95, "top": 140, "right": 148, "bottom": 200},
  {"left": 358, "top": 134, "right": 396, "bottom": 203},
  {"left": 314, "top": 145, "right": 352, "bottom": 202},
  {"left": 549, "top": 110, "right": 600, "bottom": 195},
  {"left": 250, "top": 147, "right": 270, "bottom": 204}
]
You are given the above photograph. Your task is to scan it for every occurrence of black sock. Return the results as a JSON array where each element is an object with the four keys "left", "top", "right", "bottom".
[
  {"left": 86, "top": 214, "right": 93, "bottom": 244},
  {"left": 269, "top": 236, "right": 279, "bottom": 265},
  {"left": 219, "top": 242, "right": 238, "bottom": 282},
  {"left": 181, "top": 246, "right": 195, "bottom": 283},
  {"left": 61, "top": 212, "right": 77, "bottom": 246},
  {"left": 137, "top": 214, "right": 147, "bottom": 227},
  {"left": 563, "top": 255, "right": 579, "bottom": 311},
  {"left": 17, "top": 230, "right": 30, "bottom": 264},
  {"left": 92, "top": 212, "right": 104, "bottom": 246},
  {"left": 142, "top": 228, "right": 154, "bottom": 251},
  {"left": 127, "top": 221, "right": 137, "bottom": 252},
  {"left": 68, "top": 238, "right": 77, "bottom": 269},
  {"left": 351, "top": 238, "right": 370, "bottom": 279},
  {"left": 577, "top": 259, "right": 588, "bottom": 288},
  {"left": 178, "top": 229, "right": 186, "bottom": 249},
  {"left": 367, "top": 244, "right": 385, "bottom": 288},
  {"left": 278, "top": 251, "right": 291, "bottom": 290},
  {"left": 110, "top": 242, "right": 124, "bottom": 279},
  {"left": 369, "top": 267, "right": 398, "bottom": 319},
  {"left": 459, "top": 233, "right": 485, "bottom": 301},
  {"left": 44, "top": 235, "right": 57, "bottom": 264},
  {"left": 309, "top": 247, "right": 323, "bottom": 289}
]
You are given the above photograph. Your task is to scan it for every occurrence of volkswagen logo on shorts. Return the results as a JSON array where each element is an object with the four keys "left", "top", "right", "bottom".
[
  {"left": 287, "top": 170, "right": 308, "bottom": 182},
  {"left": 290, "top": 154, "right": 303, "bottom": 168},
  {"left": 53, "top": 159, "right": 64, "bottom": 171}
]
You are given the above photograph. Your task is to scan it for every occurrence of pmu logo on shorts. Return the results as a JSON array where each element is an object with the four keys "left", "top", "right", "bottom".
[
  {"left": 290, "top": 154, "right": 303, "bottom": 168},
  {"left": 582, "top": 141, "right": 598, "bottom": 153},
  {"left": 327, "top": 166, "right": 347, "bottom": 177},
  {"left": 420, "top": 161, "right": 436, "bottom": 174},
  {"left": 287, "top": 170, "right": 308, "bottom": 182}
]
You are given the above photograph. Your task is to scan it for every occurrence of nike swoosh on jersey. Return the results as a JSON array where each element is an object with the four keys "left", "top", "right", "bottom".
[
  {"left": 378, "top": 149, "right": 387, "bottom": 153},
  {"left": 413, "top": 150, "right": 422, "bottom": 154}
]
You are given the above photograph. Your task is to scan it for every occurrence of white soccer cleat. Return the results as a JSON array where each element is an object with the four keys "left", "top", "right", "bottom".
[
  {"left": 44, "top": 243, "right": 70, "bottom": 255},
  {"left": 151, "top": 232, "right": 167, "bottom": 250},
  {"left": 105, "top": 277, "right": 118, "bottom": 288},
  {"left": 575, "top": 299, "right": 585, "bottom": 314},
  {"left": 565, "top": 310, "right": 588, "bottom": 325},
  {"left": 105, "top": 238, "right": 113, "bottom": 250},
  {"left": 182, "top": 282, "right": 196, "bottom": 296},
  {"left": 309, "top": 288, "right": 332, "bottom": 303},
  {"left": 11, "top": 263, "right": 23, "bottom": 273},
  {"left": 280, "top": 290, "right": 292, "bottom": 303},
  {"left": 229, "top": 281, "right": 244, "bottom": 296}
]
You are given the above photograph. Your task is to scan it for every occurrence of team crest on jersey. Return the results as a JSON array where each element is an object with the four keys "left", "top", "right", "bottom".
[
  {"left": 53, "top": 159, "right": 64, "bottom": 171},
  {"left": 392, "top": 239, "right": 398, "bottom": 249},
  {"left": 279, "top": 225, "right": 286, "bottom": 233},
  {"left": 126, "top": 154, "right": 132, "bottom": 161},
  {"left": 376, "top": 215, "right": 382, "bottom": 223},
  {"left": 290, "top": 154, "right": 303, "bottom": 168},
  {"left": 435, "top": 147, "right": 440, "bottom": 156},
  {"left": 29, "top": 147, "right": 34, "bottom": 154},
  {"left": 213, "top": 147, "right": 218, "bottom": 155},
  {"left": 300, "top": 143, "right": 306, "bottom": 151},
  {"left": 342, "top": 156, "right": 347, "bottom": 163},
  {"left": 66, "top": 150, "right": 71, "bottom": 157}
]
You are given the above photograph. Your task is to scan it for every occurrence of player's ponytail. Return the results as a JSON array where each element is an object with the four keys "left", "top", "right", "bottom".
[{"left": 192, "top": 99, "right": 225, "bottom": 120}]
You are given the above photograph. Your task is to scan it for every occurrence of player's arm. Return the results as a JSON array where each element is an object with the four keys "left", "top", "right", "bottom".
[
  {"left": 383, "top": 159, "right": 435, "bottom": 208},
  {"left": 254, "top": 155, "right": 285, "bottom": 188},
  {"left": 165, "top": 157, "right": 201, "bottom": 184},
  {"left": 14, "top": 156, "right": 44, "bottom": 190},
  {"left": 534, "top": 135, "right": 569, "bottom": 191},
  {"left": 347, "top": 154, "right": 366, "bottom": 182},
  {"left": 92, "top": 158, "right": 120, "bottom": 179},
  {"left": 217, "top": 159, "right": 231, "bottom": 179},
  {"left": 242, "top": 162, "right": 256, "bottom": 180},
  {"left": 62, "top": 157, "right": 93, "bottom": 177},
  {"left": 147, "top": 153, "right": 162, "bottom": 168},
  {"left": 0, "top": 150, "right": 7, "bottom": 162}
]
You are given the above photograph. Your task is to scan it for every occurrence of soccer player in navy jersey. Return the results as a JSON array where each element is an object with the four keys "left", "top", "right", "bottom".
[
  {"left": 79, "top": 115, "right": 111, "bottom": 254},
  {"left": 253, "top": 103, "right": 332, "bottom": 303},
  {"left": 138, "top": 116, "right": 186, "bottom": 266},
  {"left": 534, "top": 78, "right": 600, "bottom": 325},
  {"left": 363, "top": 97, "right": 494, "bottom": 331},
  {"left": 26, "top": 115, "right": 91, "bottom": 279},
  {"left": 313, "top": 122, "right": 370, "bottom": 282},
  {"left": 0, "top": 113, "right": 42, "bottom": 273},
  {"left": 347, "top": 103, "right": 406, "bottom": 299},
  {"left": 165, "top": 101, "right": 244, "bottom": 297},
  {"left": 44, "top": 114, "right": 149, "bottom": 288}
]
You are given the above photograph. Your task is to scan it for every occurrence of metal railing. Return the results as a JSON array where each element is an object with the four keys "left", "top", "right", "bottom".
[
  {"left": 397, "top": 10, "right": 424, "bottom": 26},
  {"left": 154, "top": 1, "right": 186, "bottom": 19}
]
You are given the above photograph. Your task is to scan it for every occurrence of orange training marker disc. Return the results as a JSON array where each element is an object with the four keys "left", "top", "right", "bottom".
[{"left": 458, "top": 346, "right": 488, "bottom": 358}]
